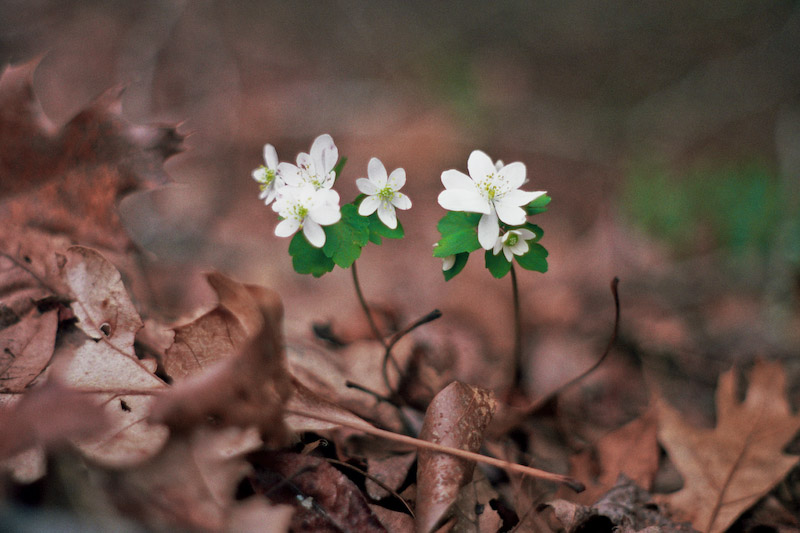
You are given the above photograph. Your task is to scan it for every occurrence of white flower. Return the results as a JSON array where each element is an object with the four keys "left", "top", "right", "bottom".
[
  {"left": 492, "top": 228, "right": 537, "bottom": 262},
  {"left": 356, "top": 157, "right": 411, "bottom": 229},
  {"left": 438, "top": 150, "right": 546, "bottom": 250},
  {"left": 279, "top": 134, "right": 339, "bottom": 191},
  {"left": 272, "top": 184, "right": 341, "bottom": 247},
  {"left": 252, "top": 144, "right": 284, "bottom": 205}
]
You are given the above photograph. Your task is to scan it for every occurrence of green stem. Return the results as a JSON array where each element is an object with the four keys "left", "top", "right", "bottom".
[
  {"left": 351, "top": 261, "right": 386, "bottom": 347},
  {"left": 510, "top": 262, "right": 523, "bottom": 390}
]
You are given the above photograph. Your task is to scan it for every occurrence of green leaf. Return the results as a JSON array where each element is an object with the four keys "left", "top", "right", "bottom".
[
  {"left": 515, "top": 243, "right": 548, "bottom": 273},
  {"left": 288, "top": 232, "right": 335, "bottom": 277},
  {"left": 443, "top": 252, "right": 469, "bottom": 281},
  {"left": 485, "top": 249, "right": 512, "bottom": 278},
  {"left": 433, "top": 212, "right": 481, "bottom": 257},
  {"left": 368, "top": 213, "right": 405, "bottom": 244},
  {"left": 322, "top": 204, "right": 369, "bottom": 268},
  {"left": 525, "top": 194, "right": 551, "bottom": 216}
]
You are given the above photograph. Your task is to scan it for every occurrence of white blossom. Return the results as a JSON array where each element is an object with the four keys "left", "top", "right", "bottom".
[
  {"left": 492, "top": 228, "right": 537, "bottom": 262},
  {"left": 438, "top": 150, "right": 545, "bottom": 250},
  {"left": 273, "top": 184, "right": 341, "bottom": 247},
  {"left": 356, "top": 158, "right": 411, "bottom": 229},
  {"left": 278, "top": 134, "right": 339, "bottom": 191},
  {"left": 252, "top": 144, "right": 283, "bottom": 205}
]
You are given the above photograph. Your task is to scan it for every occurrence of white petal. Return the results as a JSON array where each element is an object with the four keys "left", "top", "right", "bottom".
[
  {"left": 278, "top": 163, "right": 302, "bottom": 187},
  {"left": 275, "top": 218, "right": 300, "bottom": 238},
  {"left": 368, "top": 157, "right": 388, "bottom": 188},
  {"left": 467, "top": 150, "right": 496, "bottom": 181},
  {"left": 438, "top": 189, "right": 491, "bottom": 213},
  {"left": 296, "top": 152, "right": 312, "bottom": 171},
  {"left": 442, "top": 255, "right": 456, "bottom": 271},
  {"left": 321, "top": 188, "right": 340, "bottom": 206},
  {"left": 499, "top": 162, "right": 526, "bottom": 189},
  {"left": 311, "top": 134, "right": 338, "bottom": 173},
  {"left": 358, "top": 195, "right": 380, "bottom": 216},
  {"left": 503, "top": 189, "right": 545, "bottom": 207},
  {"left": 494, "top": 202, "right": 526, "bottom": 225},
  {"left": 357, "top": 177, "right": 378, "bottom": 195},
  {"left": 252, "top": 167, "right": 266, "bottom": 182},
  {"left": 503, "top": 247, "right": 514, "bottom": 262},
  {"left": 303, "top": 219, "right": 326, "bottom": 247},
  {"left": 512, "top": 240, "right": 530, "bottom": 256},
  {"left": 309, "top": 205, "right": 341, "bottom": 226},
  {"left": 263, "top": 187, "right": 277, "bottom": 205},
  {"left": 492, "top": 238, "right": 503, "bottom": 255},
  {"left": 387, "top": 167, "right": 406, "bottom": 190},
  {"left": 263, "top": 144, "right": 279, "bottom": 169},
  {"left": 377, "top": 202, "right": 397, "bottom": 229},
  {"left": 441, "top": 169, "right": 474, "bottom": 190},
  {"left": 478, "top": 212, "right": 499, "bottom": 250},
  {"left": 391, "top": 192, "right": 411, "bottom": 210},
  {"left": 517, "top": 228, "right": 536, "bottom": 240}
]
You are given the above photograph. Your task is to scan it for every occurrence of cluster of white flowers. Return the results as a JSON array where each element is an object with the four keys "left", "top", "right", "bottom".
[
  {"left": 253, "top": 134, "right": 410, "bottom": 248},
  {"left": 438, "top": 150, "right": 546, "bottom": 269}
]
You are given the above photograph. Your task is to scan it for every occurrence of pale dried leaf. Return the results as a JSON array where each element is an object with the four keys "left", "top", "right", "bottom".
[
  {"left": 0, "top": 309, "right": 58, "bottom": 392},
  {"left": 416, "top": 381, "right": 496, "bottom": 533},
  {"left": 656, "top": 359, "right": 800, "bottom": 533}
]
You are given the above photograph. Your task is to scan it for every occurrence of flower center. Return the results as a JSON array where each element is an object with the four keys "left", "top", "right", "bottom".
[
  {"left": 477, "top": 173, "right": 509, "bottom": 202},
  {"left": 289, "top": 204, "right": 309, "bottom": 222},
  {"left": 505, "top": 233, "right": 519, "bottom": 247},
  {"left": 378, "top": 186, "right": 395, "bottom": 202},
  {"left": 257, "top": 166, "right": 276, "bottom": 191}
]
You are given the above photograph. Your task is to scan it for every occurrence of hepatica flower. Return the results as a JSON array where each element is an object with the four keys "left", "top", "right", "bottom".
[
  {"left": 252, "top": 144, "right": 283, "bottom": 205},
  {"left": 280, "top": 134, "right": 339, "bottom": 190},
  {"left": 493, "top": 228, "right": 537, "bottom": 262},
  {"left": 356, "top": 157, "right": 411, "bottom": 229},
  {"left": 273, "top": 184, "right": 341, "bottom": 247},
  {"left": 438, "top": 150, "right": 546, "bottom": 250}
]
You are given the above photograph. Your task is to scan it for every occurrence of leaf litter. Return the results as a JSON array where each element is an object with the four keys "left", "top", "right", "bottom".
[{"left": 1, "top": 59, "right": 799, "bottom": 533}]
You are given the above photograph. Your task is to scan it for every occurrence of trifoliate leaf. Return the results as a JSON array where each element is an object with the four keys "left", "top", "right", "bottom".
[
  {"left": 525, "top": 194, "right": 551, "bottom": 216},
  {"left": 443, "top": 252, "right": 469, "bottom": 281},
  {"left": 322, "top": 204, "right": 369, "bottom": 268},
  {"left": 515, "top": 243, "right": 548, "bottom": 273},
  {"left": 484, "top": 250, "right": 512, "bottom": 279},
  {"left": 433, "top": 212, "right": 481, "bottom": 257},
  {"left": 289, "top": 232, "right": 335, "bottom": 277},
  {"left": 368, "top": 213, "right": 404, "bottom": 245}
]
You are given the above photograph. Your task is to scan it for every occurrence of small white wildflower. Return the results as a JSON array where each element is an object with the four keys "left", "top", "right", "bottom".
[
  {"left": 272, "top": 184, "right": 341, "bottom": 247},
  {"left": 438, "top": 150, "right": 545, "bottom": 250},
  {"left": 492, "top": 228, "right": 537, "bottom": 262},
  {"left": 279, "top": 134, "right": 339, "bottom": 191},
  {"left": 252, "top": 144, "right": 283, "bottom": 205},
  {"left": 356, "top": 157, "right": 411, "bottom": 229}
]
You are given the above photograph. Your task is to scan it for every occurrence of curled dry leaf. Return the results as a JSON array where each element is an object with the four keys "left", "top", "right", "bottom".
[
  {"left": 415, "top": 381, "right": 497, "bottom": 533},
  {"left": 150, "top": 300, "right": 291, "bottom": 447},
  {"left": 655, "top": 359, "right": 800, "bottom": 533},
  {"left": 163, "top": 271, "right": 281, "bottom": 381}
]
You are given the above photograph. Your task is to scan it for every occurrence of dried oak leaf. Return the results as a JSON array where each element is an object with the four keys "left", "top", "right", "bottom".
[
  {"left": 163, "top": 271, "right": 281, "bottom": 381},
  {"left": 415, "top": 381, "right": 496, "bottom": 533},
  {"left": 561, "top": 406, "right": 659, "bottom": 505},
  {"left": 655, "top": 359, "right": 800, "bottom": 533}
]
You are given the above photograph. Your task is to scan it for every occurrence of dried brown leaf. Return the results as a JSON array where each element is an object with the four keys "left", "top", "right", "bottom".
[
  {"left": 655, "top": 359, "right": 800, "bottom": 533},
  {"left": 253, "top": 451, "right": 387, "bottom": 533},
  {"left": 415, "top": 381, "right": 497, "bottom": 533}
]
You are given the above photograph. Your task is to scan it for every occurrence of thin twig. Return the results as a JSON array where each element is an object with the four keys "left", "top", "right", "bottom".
[
  {"left": 285, "top": 406, "right": 584, "bottom": 492},
  {"left": 325, "top": 458, "right": 415, "bottom": 518},
  {"left": 381, "top": 309, "right": 442, "bottom": 394},
  {"left": 524, "top": 277, "right": 620, "bottom": 415},
  {"left": 351, "top": 261, "right": 386, "bottom": 347}
]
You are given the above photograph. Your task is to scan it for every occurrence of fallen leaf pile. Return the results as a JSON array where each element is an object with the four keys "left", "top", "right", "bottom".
[{"left": 2, "top": 61, "right": 799, "bottom": 532}]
